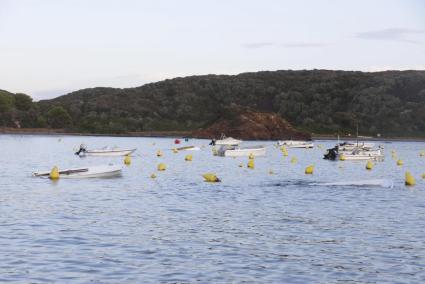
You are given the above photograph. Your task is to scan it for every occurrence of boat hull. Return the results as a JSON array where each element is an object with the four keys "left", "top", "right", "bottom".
[
  {"left": 215, "top": 137, "right": 242, "bottom": 146},
  {"left": 33, "top": 165, "right": 122, "bottom": 179},
  {"left": 83, "top": 149, "right": 136, "bottom": 157},
  {"left": 339, "top": 155, "right": 384, "bottom": 161},
  {"left": 338, "top": 150, "right": 384, "bottom": 161},
  {"left": 285, "top": 143, "right": 314, "bottom": 149},
  {"left": 278, "top": 141, "right": 314, "bottom": 148},
  {"left": 176, "top": 146, "right": 200, "bottom": 151},
  {"left": 218, "top": 146, "right": 266, "bottom": 157}
]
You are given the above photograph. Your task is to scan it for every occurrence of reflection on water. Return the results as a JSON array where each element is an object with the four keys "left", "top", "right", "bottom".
[{"left": 0, "top": 135, "right": 424, "bottom": 283}]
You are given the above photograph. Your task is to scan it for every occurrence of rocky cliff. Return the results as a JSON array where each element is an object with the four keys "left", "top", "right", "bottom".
[{"left": 192, "top": 110, "right": 311, "bottom": 140}]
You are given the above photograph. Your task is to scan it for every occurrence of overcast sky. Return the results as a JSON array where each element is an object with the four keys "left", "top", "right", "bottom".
[{"left": 0, "top": 0, "right": 424, "bottom": 100}]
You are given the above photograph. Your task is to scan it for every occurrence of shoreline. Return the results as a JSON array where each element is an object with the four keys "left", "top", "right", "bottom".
[
  {"left": 0, "top": 128, "right": 191, "bottom": 138},
  {"left": 1, "top": 128, "right": 425, "bottom": 142},
  {"left": 311, "top": 135, "right": 425, "bottom": 142}
]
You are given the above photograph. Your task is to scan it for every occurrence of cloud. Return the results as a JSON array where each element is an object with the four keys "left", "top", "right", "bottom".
[
  {"left": 242, "top": 42, "right": 275, "bottom": 49},
  {"left": 243, "top": 41, "right": 325, "bottom": 49},
  {"left": 356, "top": 28, "right": 425, "bottom": 43},
  {"left": 280, "top": 42, "right": 325, "bottom": 48}
]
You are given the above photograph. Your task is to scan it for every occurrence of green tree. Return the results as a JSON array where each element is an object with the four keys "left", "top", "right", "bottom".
[
  {"left": 0, "top": 92, "right": 13, "bottom": 113},
  {"left": 47, "top": 106, "right": 72, "bottom": 128},
  {"left": 14, "top": 93, "right": 33, "bottom": 111}
]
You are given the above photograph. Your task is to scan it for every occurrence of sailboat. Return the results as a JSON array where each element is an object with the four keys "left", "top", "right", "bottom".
[{"left": 324, "top": 124, "right": 384, "bottom": 161}]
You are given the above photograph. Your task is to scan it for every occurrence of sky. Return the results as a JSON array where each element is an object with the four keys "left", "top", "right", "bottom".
[{"left": 0, "top": 0, "right": 424, "bottom": 100}]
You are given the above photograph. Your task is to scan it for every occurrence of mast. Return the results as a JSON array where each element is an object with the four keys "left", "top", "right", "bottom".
[{"left": 356, "top": 122, "right": 359, "bottom": 147}]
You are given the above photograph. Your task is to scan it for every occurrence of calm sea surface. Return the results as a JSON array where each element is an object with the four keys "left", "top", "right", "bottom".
[{"left": 0, "top": 134, "right": 424, "bottom": 283}]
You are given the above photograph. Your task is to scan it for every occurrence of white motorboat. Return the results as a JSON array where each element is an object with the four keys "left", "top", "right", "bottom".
[
  {"left": 338, "top": 148, "right": 384, "bottom": 161},
  {"left": 209, "top": 134, "right": 242, "bottom": 146},
  {"left": 326, "top": 127, "right": 381, "bottom": 160},
  {"left": 75, "top": 145, "right": 136, "bottom": 157},
  {"left": 278, "top": 140, "right": 314, "bottom": 148},
  {"left": 216, "top": 145, "right": 266, "bottom": 157},
  {"left": 176, "top": 146, "right": 201, "bottom": 151},
  {"left": 338, "top": 142, "right": 375, "bottom": 151},
  {"left": 33, "top": 165, "right": 122, "bottom": 179},
  {"left": 214, "top": 137, "right": 242, "bottom": 146}
]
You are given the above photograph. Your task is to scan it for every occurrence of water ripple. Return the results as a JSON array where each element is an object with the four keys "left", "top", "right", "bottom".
[{"left": 0, "top": 135, "right": 424, "bottom": 283}]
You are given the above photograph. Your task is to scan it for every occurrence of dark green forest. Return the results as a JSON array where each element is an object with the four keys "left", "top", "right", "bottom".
[{"left": 2, "top": 70, "right": 425, "bottom": 136}]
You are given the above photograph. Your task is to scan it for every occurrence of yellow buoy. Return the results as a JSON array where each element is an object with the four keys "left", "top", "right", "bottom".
[
  {"left": 124, "top": 155, "right": 131, "bottom": 165},
  {"left": 280, "top": 146, "right": 288, "bottom": 156},
  {"left": 172, "top": 148, "right": 178, "bottom": 154},
  {"left": 405, "top": 172, "right": 416, "bottom": 186},
  {"left": 248, "top": 153, "right": 255, "bottom": 160},
  {"left": 290, "top": 157, "right": 297, "bottom": 164},
  {"left": 247, "top": 159, "right": 254, "bottom": 169},
  {"left": 49, "top": 166, "right": 60, "bottom": 180},
  {"left": 396, "top": 159, "right": 403, "bottom": 166},
  {"left": 185, "top": 154, "right": 192, "bottom": 161},
  {"left": 157, "top": 163, "right": 166, "bottom": 171},
  {"left": 157, "top": 150, "right": 163, "bottom": 157},
  {"left": 366, "top": 160, "right": 374, "bottom": 170},
  {"left": 305, "top": 165, "right": 314, "bottom": 174},
  {"left": 150, "top": 173, "right": 156, "bottom": 179},
  {"left": 420, "top": 151, "right": 425, "bottom": 157},
  {"left": 202, "top": 173, "right": 221, "bottom": 182},
  {"left": 339, "top": 154, "right": 346, "bottom": 161},
  {"left": 421, "top": 173, "right": 425, "bottom": 179}
]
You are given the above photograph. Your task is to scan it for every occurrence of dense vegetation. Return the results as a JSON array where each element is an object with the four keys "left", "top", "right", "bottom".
[
  {"left": 2, "top": 70, "right": 425, "bottom": 137},
  {"left": 0, "top": 90, "right": 42, "bottom": 128}
]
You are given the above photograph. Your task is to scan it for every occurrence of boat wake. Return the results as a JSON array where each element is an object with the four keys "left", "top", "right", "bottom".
[
  {"left": 311, "top": 179, "right": 394, "bottom": 188},
  {"left": 269, "top": 179, "right": 394, "bottom": 189}
]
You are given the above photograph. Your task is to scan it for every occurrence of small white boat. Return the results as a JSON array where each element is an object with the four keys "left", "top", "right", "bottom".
[
  {"left": 214, "top": 137, "right": 242, "bottom": 146},
  {"left": 33, "top": 165, "right": 122, "bottom": 179},
  {"left": 338, "top": 148, "right": 384, "bottom": 161},
  {"left": 278, "top": 140, "right": 314, "bottom": 148},
  {"left": 216, "top": 145, "right": 266, "bottom": 157},
  {"left": 75, "top": 145, "right": 136, "bottom": 157},
  {"left": 176, "top": 146, "right": 201, "bottom": 151},
  {"left": 337, "top": 142, "right": 375, "bottom": 151}
]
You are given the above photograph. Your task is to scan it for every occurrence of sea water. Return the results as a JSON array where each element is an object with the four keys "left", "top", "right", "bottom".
[{"left": 0, "top": 135, "right": 424, "bottom": 283}]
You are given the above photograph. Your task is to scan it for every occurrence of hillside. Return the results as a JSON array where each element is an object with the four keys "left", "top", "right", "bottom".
[
  {"left": 192, "top": 109, "right": 311, "bottom": 140},
  {"left": 2, "top": 69, "right": 425, "bottom": 137},
  {"left": 0, "top": 89, "right": 39, "bottom": 128}
]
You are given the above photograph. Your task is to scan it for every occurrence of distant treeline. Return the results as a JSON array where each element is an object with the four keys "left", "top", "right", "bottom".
[{"left": 1, "top": 70, "right": 425, "bottom": 136}]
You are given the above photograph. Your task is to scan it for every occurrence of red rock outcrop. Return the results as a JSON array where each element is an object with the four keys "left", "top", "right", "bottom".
[{"left": 192, "top": 110, "right": 311, "bottom": 140}]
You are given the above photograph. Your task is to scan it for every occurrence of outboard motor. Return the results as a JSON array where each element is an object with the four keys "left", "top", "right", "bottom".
[
  {"left": 209, "top": 139, "right": 216, "bottom": 146},
  {"left": 323, "top": 147, "right": 338, "bottom": 160},
  {"left": 75, "top": 144, "right": 87, "bottom": 156}
]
